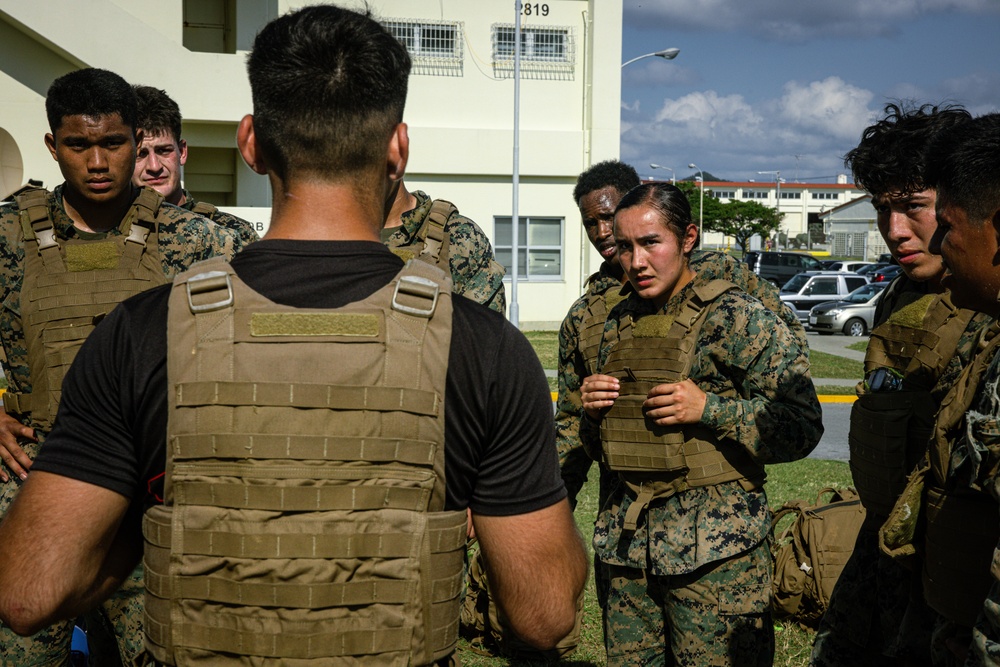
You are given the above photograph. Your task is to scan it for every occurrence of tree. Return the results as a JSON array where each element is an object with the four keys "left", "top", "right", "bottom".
[
  {"left": 673, "top": 181, "right": 726, "bottom": 237},
  {"left": 711, "top": 200, "right": 783, "bottom": 254}
]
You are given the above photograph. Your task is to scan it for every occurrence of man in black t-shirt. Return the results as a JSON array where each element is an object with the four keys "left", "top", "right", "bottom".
[{"left": 0, "top": 6, "right": 587, "bottom": 662}]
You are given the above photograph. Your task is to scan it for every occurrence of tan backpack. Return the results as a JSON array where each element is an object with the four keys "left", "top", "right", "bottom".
[{"left": 770, "top": 487, "right": 867, "bottom": 627}]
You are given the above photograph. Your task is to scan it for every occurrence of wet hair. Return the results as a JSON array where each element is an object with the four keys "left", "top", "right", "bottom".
[
  {"left": 614, "top": 182, "right": 695, "bottom": 250},
  {"left": 573, "top": 160, "right": 641, "bottom": 204},
  {"left": 247, "top": 4, "right": 411, "bottom": 182},
  {"left": 844, "top": 101, "right": 971, "bottom": 198},
  {"left": 134, "top": 85, "right": 182, "bottom": 142},
  {"left": 926, "top": 112, "right": 1000, "bottom": 225},
  {"left": 45, "top": 68, "right": 137, "bottom": 134}
]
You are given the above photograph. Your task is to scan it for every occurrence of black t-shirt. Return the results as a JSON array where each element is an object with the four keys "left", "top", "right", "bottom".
[{"left": 33, "top": 240, "right": 565, "bottom": 527}]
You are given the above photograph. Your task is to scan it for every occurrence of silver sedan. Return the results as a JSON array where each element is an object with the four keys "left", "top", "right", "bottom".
[{"left": 808, "top": 282, "right": 888, "bottom": 336}]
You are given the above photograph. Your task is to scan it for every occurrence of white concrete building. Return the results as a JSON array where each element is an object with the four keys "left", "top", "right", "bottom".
[
  {"left": 0, "top": 0, "right": 623, "bottom": 329},
  {"left": 819, "top": 195, "right": 889, "bottom": 261},
  {"left": 650, "top": 176, "right": 867, "bottom": 251}
]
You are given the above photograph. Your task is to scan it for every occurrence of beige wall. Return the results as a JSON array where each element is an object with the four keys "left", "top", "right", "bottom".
[{"left": 0, "top": 0, "right": 622, "bottom": 329}]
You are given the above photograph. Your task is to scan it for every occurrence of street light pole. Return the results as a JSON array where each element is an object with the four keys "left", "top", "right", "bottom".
[
  {"left": 688, "top": 163, "right": 704, "bottom": 246},
  {"left": 649, "top": 163, "right": 675, "bottom": 184},
  {"left": 757, "top": 170, "right": 782, "bottom": 249},
  {"left": 621, "top": 47, "right": 680, "bottom": 69}
]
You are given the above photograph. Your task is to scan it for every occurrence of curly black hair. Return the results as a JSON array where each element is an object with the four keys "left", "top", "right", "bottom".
[
  {"left": 844, "top": 101, "right": 971, "bottom": 198},
  {"left": 573, "top": 160, "right": 640, "bottom": 204}
]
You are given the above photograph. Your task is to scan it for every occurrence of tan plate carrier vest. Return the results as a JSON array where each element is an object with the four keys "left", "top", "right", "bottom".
[
  {"left": 144, "top": 257, "right": 467, "bottom": 666},
  {"left": 388, "top": 199, "right": 455, "bottom": 274},
  {"left": 189, "top": 200, "right": 218, "bottom": 218},
  {"left": 849, "top": 291, "right": 973, "bottom": 519},
  {"left": 600, "top": 280, "right": 766, "bottom": 531},
  {"left": 4, "top": 187, "right": 165, "bottom": 431},
  {"left": 918, "top": 324, "right": 1000, "bottom": 626}
]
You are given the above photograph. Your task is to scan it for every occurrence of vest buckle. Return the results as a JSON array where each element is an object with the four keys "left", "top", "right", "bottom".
[
  {"left": 392, "top": 274, "right": 439, "bottom": 317},
  {"left": 187, "top": 270, "right": 234, "bottom": 313}
]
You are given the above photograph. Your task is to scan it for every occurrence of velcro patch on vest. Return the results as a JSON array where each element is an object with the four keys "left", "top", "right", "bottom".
[
  {"left": 632, "top": 314, "right": 676, "bottom": 338},
  {"left": 886, "top": 294, "right": 935, "bottom": 329},
  {"left": 390, "top": 248, "right": 417, "bottom": 263},
  {"left": 64, "top": 241, "right": 120, "bottom": 272},
  {"left": 250, "top": 312, "right": 380, "bottom": 337},
  {"left": 606, "top": 291, "right": 627, "bottom": 311}
]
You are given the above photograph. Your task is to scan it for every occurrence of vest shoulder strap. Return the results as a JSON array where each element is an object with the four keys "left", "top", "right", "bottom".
[
  {"left": 191, "top": 200, "right": 218, "bottom": 216},
  {"left": 15, "top": 187, "right": 52, "bottom": 242},
  {"left": 416, "top": 199, "right": 456, "bottom": 268}
]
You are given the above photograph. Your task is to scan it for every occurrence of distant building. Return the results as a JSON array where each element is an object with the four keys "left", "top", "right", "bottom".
[
  {"left": 647, "top": 174, "right": 866, "bottom": 251},
  {"left": 0, "top": 0, "right": 623, "bottom": 329},
  {"left": 819, "top": 195, "right": 887, "bottom": 260}
]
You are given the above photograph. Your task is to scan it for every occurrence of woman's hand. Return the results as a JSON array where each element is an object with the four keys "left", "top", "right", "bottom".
[
  {"left": 643, "top": 379, "right": 706, "bottom": 425},
  {"left": 581, "top": 374, "right": 620, "bottom": 420}
]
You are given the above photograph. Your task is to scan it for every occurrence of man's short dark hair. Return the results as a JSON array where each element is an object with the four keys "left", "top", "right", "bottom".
[
  {"left": 247, "top": 4, "right": 411, "bottom": 182},
  {"left": 45, "top": 68, "right": 137, "bottom": 134},
  {"left": 134, "top": 85, "right": 182, "bottom": 142},
  {"left": 573, "top": 160, "right": 641, "bottom": 205},
  {"left": 926, "top": 112, "right": 1000, "bottom": 225},
  {"left": 844, "top": 102, "right": 971, "bottom": 198}
]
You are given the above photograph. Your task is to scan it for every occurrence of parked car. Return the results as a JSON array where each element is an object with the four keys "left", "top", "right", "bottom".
[
  {"left": 808, "top": 282, "right": 888, "bottom": 336},
  {"left": 825, "top": 261, "right": 873, "bottom": 273},
  {"left": 779, "top": 271, "right": 870, "bottom": 322},
  {"left": 877, "top": 253, "right": 897, "bottom": 265},
  {"left": 856, "top": 262, "right": 890, "bottom": 278},
  {"left": 744, "top": 251, "right": 825, "bottom": 286},
  {"left": 818, "top": 259, "right": 840, "bottom": 270},
  {"left": 870, "top": 264, "right": 904, "bottom": 283}
]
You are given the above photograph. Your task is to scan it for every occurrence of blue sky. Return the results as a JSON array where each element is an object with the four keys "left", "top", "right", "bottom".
[{"left": 619, "top": 0, "right": 1000, "bottom": 184}]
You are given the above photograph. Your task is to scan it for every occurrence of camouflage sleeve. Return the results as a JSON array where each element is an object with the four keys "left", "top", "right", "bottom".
[
  {"left": 555, "top": 294, "right": 594, "bottom": 510},
  {"left": 698, "top": 292, "right": 823, "bottom": 463},
  {"left": 445, "top": 213, "right": 507, "bottom": 314},
  {"left": 157, "top": 206, "right": 244, "bottom": 276},
  {"left": 213, "top": 211, "right": 260, "bottom": 249},
  {"left": 721, "top": 253, "right": 808, "bottom": 349}
]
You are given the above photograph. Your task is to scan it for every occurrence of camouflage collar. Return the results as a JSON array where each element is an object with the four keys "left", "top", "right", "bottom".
[{"left": 392, "top": 190, "right": 433, "bottom": 242}]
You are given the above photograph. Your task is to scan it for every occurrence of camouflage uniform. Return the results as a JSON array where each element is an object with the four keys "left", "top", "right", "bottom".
[
  {"left": 0, "top": 184, "right": 246, "bottom": 667},
  {"left": 180, "top": 188, "right": 261, "bottom": 247},
  {"left": 382, "top": 190, "right": 506, "bottom": 313},
  {"left": 812, "top": 278, "right": 990, "bottom": 667},
  {"left": 586, "top": 271, "right": 822, "bottom": 666},
  {"left": 555, "top": 251, "right": 807, "bottom": 652}
]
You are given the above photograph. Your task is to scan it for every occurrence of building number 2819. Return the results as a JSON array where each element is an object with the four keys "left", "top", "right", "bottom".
[{"left": 521, "top": 3, "right": 550, "bottom": 17}]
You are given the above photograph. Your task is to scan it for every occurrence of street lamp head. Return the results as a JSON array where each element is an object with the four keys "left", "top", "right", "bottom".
[
  {"left": 688, "top": 163, "right": 697, "bottom": 169},
  {"left": 650, "top": 163, "right": 661, "bottom": 169},
  {"left": 655, "top": 48, "right": 680, "bottom": 60}
]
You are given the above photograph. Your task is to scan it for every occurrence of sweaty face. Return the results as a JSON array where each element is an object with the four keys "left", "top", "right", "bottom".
[
  {"left": 872, "top": 189, "right": 943, "bottom": 284},
  {"left": 614, "top": 204, "right": 697, "bottom": 310},
  {"left": 579, "top": 187, "right": 622, "bottom": 262},
  {"left": 932, "top": 199, "right": 1000, "bottom": 316},
  {"left": 45, "top": 114, "right": 138, "bottom": 205},
  {"left": 134, "top": 131, "right": 187, "bottom": 204}
]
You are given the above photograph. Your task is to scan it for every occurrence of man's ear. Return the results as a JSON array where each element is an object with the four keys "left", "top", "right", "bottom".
[
  {"left": 236, "top": 115, "right": 267, "bottom": 175},
  {"left": 386, "top": 122, "right": 409, "bottom": 183},
  {"left": 178, "top": 138, "right": 188, "bottom": 166},
  {"left": 133, "top": 128, "right": 144, "bottom": 150},
  {"left": 44, "top": 133, "right": 57, "bottom": 161}
]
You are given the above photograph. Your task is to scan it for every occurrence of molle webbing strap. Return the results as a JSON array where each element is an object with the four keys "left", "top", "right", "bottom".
[
  {"left": 416, "top": 199, "right": 455, "bottom": 272},
  {"left": 17, "top": 188, "right": 62, "bottom": 270},
  {"left": 147, "top": 257, "right": 463, "bottom": 666},
  {"left": 580, "top": 285, "right": 626, "bottom": 375},
  {"left": 922, "top": 486, "right": 1000, "bottom": 626}
]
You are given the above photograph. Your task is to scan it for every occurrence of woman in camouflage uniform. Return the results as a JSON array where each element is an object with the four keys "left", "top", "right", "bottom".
[{"left": 581, "top": 182, "right": 823, "bottom": 666}]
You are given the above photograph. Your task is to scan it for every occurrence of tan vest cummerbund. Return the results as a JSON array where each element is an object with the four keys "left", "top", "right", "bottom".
[
  {"left": 6, "top": 187, "right": 165, "bottom": 431},
  {"left": 145, "top": 257, "right": 466, "bottom": 667},
  {"left": 579, "top": 280, "right": 625, "bottom": 378},
  {"left": 850, "top": 292, "right": 974, "bottom": 519},
  {"left": 600, "top": 280, "right": 765, "bottom": 529}
]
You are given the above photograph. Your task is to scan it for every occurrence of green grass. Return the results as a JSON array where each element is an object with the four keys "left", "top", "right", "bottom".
[
  {"left": 807, "top": 350, "right": 864, "bottom": 380},
  {"left": 846, "top": 340, "right": 868, "bottom": 353},
  {"left": 524, "top": 331, "right": 558, "bottom": 370},
  {"left": 814, "top": 384, "right": 857, "bottom": 395},
  {"left": 457, "top": 458, "right": 853, "bottom": 666}
]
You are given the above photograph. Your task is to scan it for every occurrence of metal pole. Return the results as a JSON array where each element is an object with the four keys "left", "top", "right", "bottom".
[
  {"left": 689, "top": 163, "right": 703, "bottom": 246},
  {"left": 510, "top": 1, "right": 521, "bottom": 328}
]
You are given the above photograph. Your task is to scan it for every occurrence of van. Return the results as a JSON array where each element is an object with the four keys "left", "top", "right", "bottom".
[
  {"left": 744, "top": 251, "right": 824, "bottom": 286},
  {"left": 779, "top": 271, "right": 870, "bottom": 322}
]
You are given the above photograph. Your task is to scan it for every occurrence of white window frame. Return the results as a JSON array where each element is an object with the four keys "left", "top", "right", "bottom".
[
  {"left": 491, "top": 24, "right": 575, "bottom": 78},
  {"left": 382, "top": 19, "right": 463, "bottom": 72},
  {"left": 494, "top": 216, "right": 564, "bottom": 281}
]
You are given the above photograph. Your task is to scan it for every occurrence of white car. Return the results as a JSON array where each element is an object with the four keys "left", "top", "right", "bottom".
[{"left": 825, "top": 261, "right": 873, "bottom": 273}]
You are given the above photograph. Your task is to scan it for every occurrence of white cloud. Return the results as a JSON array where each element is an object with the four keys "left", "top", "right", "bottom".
[{"left": 776, "top": 77, "right": 874, "bottom": 141}]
